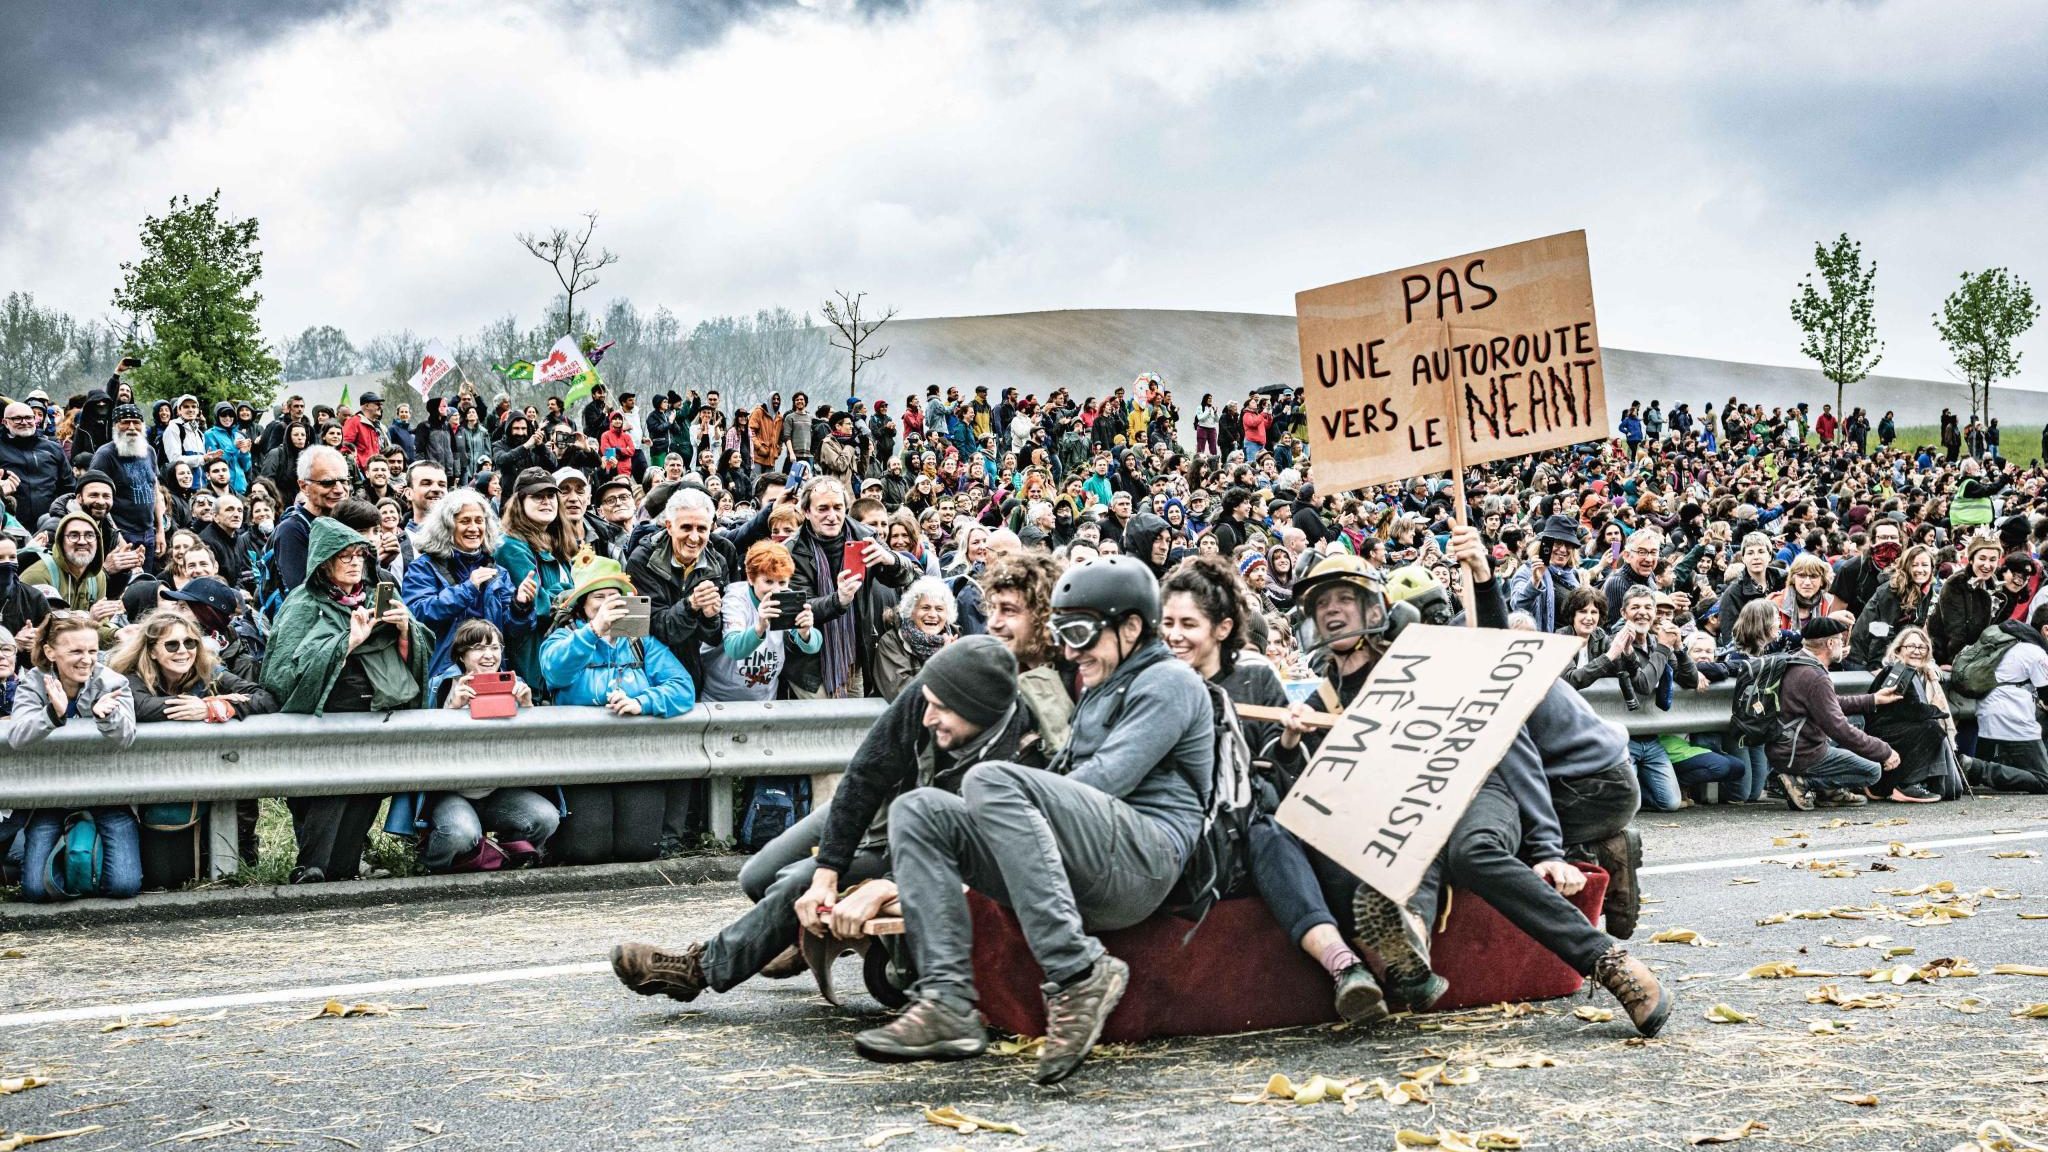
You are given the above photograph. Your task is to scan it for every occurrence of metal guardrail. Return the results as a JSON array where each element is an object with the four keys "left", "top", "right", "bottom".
[{"left": 3, "top": 673, "right": 1874, "bottom": 810}]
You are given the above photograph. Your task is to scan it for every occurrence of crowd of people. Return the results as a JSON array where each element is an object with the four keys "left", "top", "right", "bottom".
[{"left": 6, "top": 363, "right": 2048, "bottom": 1073}]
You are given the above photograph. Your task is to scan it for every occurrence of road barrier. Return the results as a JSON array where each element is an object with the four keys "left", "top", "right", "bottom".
[{"left": 3, "top": 672, "right": 1869, "bottom": 873}]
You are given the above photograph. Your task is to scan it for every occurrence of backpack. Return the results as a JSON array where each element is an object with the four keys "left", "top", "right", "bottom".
[
  {"left": 45, "top": 811, "right": 104, "bottom": 899},
  {"left": 1950, "top": 623, "right": 2024, "bottom": 699},
  {"left": 257, "top": 504, "right": 312, "bottom": 619},
  {"left": 1730, "top": 652, "right": 1820, "bottom": 749},
  {"left": 1160, "top": 682, "right": 1257, "bottom": 924},
  {"left": 739, "top": 776, "right": 811, "bottom": 852}
]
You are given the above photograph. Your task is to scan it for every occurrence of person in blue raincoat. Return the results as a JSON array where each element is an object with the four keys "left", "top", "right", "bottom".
[{"left": 401, "top": 487, "right": 540, "bottom": 698}]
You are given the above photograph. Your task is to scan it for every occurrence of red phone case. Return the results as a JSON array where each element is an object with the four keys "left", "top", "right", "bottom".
[
  {"left": 842, "top": 542, "right": 868, "bottom": 579},
  {"left": 468, "top": 673, "right": 518, "bottom": 720}
]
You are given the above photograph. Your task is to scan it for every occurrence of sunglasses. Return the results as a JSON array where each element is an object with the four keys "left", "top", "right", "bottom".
[
  {"left": 157, "top": 637, "right": 201, "bottom": 653},
  {"left": 1047, "top": 614, "right": 1107, "bottom": 651}
]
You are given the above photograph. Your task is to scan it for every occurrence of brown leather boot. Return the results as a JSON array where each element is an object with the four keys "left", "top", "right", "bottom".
[
  {"left": 1593, "top": 827, "right": 1642, "bottom": 940},
  {"left": 611, "top": 941, "right": 708, "bottom": 1002},
  {"left": 1592, "top": 946, "right": 1672, "bottom": 1037},
  {"left": 759, "top": 944, "right": 807, "bottom": 980}
]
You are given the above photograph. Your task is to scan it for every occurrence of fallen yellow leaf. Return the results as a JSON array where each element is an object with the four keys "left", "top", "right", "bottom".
[
  {"left": 1650, "top": 928, "right": 1713, "bottom": 946},
  {"left": 0, "top": 949, "right": 24, "bottom": 960},
  {"left": 1483, "top": 1053, "right": 1558, "bottom": 1069},
  {"left": 305, "top": 1000, "right": 425, "bottom": 1020},
  {"left": 1830, "top": 1093, "right": 1879, "bottom": 1107},
  {"left": 0, "top": 1126, "right": 106, "bottom": 1151},
  {"left": 1573, "top": 1005, "right": 1614, "bottom": 1023},
  {"left": 2013, "top": 1003, "right": 2048, "bottom": 1019},
  {"left": 1727, "top": 877, "right": 1760, "bottom": 885},
  {"left": 923, "top": 1106, "right": 1023, "bottom": 1136},
  {"left": 0, "top": 1077, "right": 48, "bottom": 1095},
  {"left": 1807, "top": 1019, "right": 1851, "bottom": 1034},
  {"left": 1994, "top": 964, "right": 2048, "bottom": 977},
  {"left": 990, "top": 1036, "right": 1044, "bottom": 1058},
  {"left": 1688, "top": 1120, "right": 1768, "bottom": 1145},
  {"left": 1744, "top": 961, "right": 1838, "bottom": 979},
  {"left": 1886, "top": 842, "right": 1940, "bottom": 859},
  {"left": 1945, "top": 997, "right": 1990, "bottom": 1014},
  {"left": 1704, "top": 1003, "right": 1753, "bottom": 1024},
  {"left": 1822, "top": 935, "right": 1892, "bottom": 949},
  {"left": 862, "top": 1127, "right": 915, "bottom": 1149},
  {"left": 2020, "top": 913, "right": 2048, "bottom": 921},
  {"left": 1989, "top": 849, "right": 2040, "bottom": 859}
]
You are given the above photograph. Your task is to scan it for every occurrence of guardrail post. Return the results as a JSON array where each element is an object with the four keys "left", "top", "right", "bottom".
[{"left": 709, "top": 781, "right": 735, "bottom": 843}]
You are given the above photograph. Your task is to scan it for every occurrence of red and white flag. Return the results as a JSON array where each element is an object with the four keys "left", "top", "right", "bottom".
[
  {"left": 533, "top": 335, "right": 593, "bottom": 389},
  {"left": 408, "top": 339, "right": 458, "bottom": 396}
]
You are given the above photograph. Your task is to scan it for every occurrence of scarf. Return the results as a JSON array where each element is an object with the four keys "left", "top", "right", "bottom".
[
  {"left": 898, "top": 616, "right": 951, "bottom": 664},
  {"left": 808, "top": 532, "right": 859, "bottom": 697}
]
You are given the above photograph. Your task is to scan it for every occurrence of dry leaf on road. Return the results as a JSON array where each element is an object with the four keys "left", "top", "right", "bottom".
[
  {"left": 1688, "top": 1120, "right": 1768, "bottom": 1145},
  {"left": 1829, "top": 1093, "right": 1879, "bottom": 1107},
  {"left": 1573, "top": 1006, "right": 1614, "bottom": 1023},
  {"left": 923, "top": 1106, "right": 1023, "bottom": 1135},
  {"left": 1650, "top": 928, "right": 1713, "bottom": 946},
  {"left": 0, "top": 1078, "right": 48, "bottom": 1095}
]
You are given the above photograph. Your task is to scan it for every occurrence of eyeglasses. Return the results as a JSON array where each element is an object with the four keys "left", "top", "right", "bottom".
[
  {"left": 1047, "top": 614, "right": 1106, "bottom": 651},
  {"left": 157, "top": 637, "right": 200, "bottom": 653}
]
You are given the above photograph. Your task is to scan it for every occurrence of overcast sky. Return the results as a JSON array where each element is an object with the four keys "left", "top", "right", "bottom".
[{"left": 1, "top": 0, "right": 2043, "bottom": 387}]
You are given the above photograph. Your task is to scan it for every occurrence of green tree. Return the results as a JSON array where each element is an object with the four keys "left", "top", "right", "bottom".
[
  {"left": 112, "top": 190, "right": 280, "bottom": 409},
  {"left": 0, "top": 290, "right": 75, "bottom": 397},
  {"left": 1788, "top": 233, "right": 1883, "bottom": 417},
  {"left": 281, "top": 324, "right": 359, "bottom": 381},
  {"left": 1934, "top": 267, "right": 2040, "bottom": 421}
]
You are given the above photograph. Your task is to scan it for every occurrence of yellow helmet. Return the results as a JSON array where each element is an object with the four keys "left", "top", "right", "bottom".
[
  {"left": 1296, "top": 553, "right": 1394, "bottom": 638},
  {"left": 1385, "top": 563, "right": 1454, "bottom": 625}
]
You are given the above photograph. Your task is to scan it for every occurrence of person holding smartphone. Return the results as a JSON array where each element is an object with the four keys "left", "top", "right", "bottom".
[{"left": 698, "top": 541, "right": 820, "bottom": 703}]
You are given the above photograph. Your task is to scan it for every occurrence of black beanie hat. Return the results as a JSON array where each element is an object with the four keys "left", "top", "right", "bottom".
[
  {"left": 920, "top": 635, "right": 1018, "bottom": 728},
  {"left": 1800, "top": 616, "right": 1849, "bottom": 642}
]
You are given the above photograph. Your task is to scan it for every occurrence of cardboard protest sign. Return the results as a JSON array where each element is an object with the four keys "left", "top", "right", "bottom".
[
  {"left": 1297, "top": 230, "right": 1607, "bottom": 494},
  {"left": 1274, "top": 625, "right": 1582, "bottom": 903}
]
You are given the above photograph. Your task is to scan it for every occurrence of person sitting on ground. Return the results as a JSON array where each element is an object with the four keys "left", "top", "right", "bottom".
[
  {"left": 873, "top": 576, "right": 957, "bottom": 700},
  {"left": 853, "top": 555, "right": 1214, "bottom": 1085},
  {"left": 1965, "top": 602, "right": 2048, "bottom": 795},
  {"left": 1767, "top": 616, "right": 1900, "bottom": 812},
  {"left": 609, "top": 635, "right": 1055, "bottom": 1007},
  {"left": 1865, "top": 625, "right": 1965, "bottom": 803},
  {"left": 388, "top": 618, "right": 560, "bottom": 873},
  {"left": 1564, "top": 584, "right": 1723, "bottom": 811},
  {"left": 261, "top": 517, "right": 433, "bottom": 883},
  {"left": 540, "top": 555, "right": 696, "bottom": 866},
  {"left": 7, "top": 611, "right": 140, "bottom": 902}
]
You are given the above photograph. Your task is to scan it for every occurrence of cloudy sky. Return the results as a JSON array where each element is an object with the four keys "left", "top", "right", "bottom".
[{"left": 1, "top": 0, "right": 2043, "bottom": 385}]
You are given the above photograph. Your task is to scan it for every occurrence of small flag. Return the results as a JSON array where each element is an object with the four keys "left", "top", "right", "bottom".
[
  {"left": 534, "top": 335, "right": 595, "bottom": 397},
  {"left": 493, "top": 360, "right": 534, "bottom": 382},
  {"left": 565, "top": 365, "right": 602, "bottom": 407},
  {"left": 339, "top": 381, "right": 351, "bottom": 407},
  {"left": 408, "top": 338, "right": 457, "bottom": 396},
  {"left": 586, "top": 339, "right": 617, "bottom": 366}
]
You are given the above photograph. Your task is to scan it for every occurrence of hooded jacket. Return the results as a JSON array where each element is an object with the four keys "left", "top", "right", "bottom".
[
  {"left": 202, "top": 405, "right": 251, "bottom": 492},
  {"left": 262, "top": 517, "right": 433, "bottom": 715},
  {"left": 626, "top": 529, "right": 731, "bottom": 691},
  {"left": 7, "top": 660, "right": 136, "bottom": 750},
  {"left": 1121, "top": 511, "right": 1174, "bottom": 577},
  {"left": 1057, "top": 638, "right": 1212, "bottom": 866},
  {"left": 538, "top": 620, "right": 696, "bottom": 716},
  {"left": 21, "top": 511, "right": 111, "bottom": 614},
  {"left": 402, "top": 545, "right": 539, "bottom": 693}
]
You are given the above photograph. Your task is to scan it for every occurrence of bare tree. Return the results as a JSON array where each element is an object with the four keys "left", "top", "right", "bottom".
[
  {"left": 820, "top": 290, "right": 896, "bottom": 399},
  {"left": 515, "top": 212, "right": 619, "bottom": 338}
]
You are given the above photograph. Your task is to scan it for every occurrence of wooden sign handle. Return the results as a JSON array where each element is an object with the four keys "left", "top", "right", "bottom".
[{"left": 1235, "top": 703, "right": 1340, "bottom": 729}]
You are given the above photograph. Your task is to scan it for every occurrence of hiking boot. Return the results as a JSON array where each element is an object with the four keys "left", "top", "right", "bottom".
[
  {"left": 1592, "top": 945, "right": 1673, "bottom": 1038},
  {"left": 1352, "top": 887, "right": 1448, "bottom": 1011},
  {"left": 760, "top": 944, "right": 807, "bottom": 980},
  {"left": 1036, "top": 955, "right": 1130, "bottom": 1085},
  {"left": 1333, "top": 963, "right": 1389, "bottom": 1025},
  {"left": 1776, "top": 772, "right": 1815, "bottom": 812},
  {"left": 854, "top": 996, "right": 988, "bottom": 1063},
  {"left": 611, "top": 941, "right": 708, "bottom": 1002},
  {"left": 287, "top": 866, "right": 324, "bottom": 885},
  {"left": 1817, "top": 789, "right": 1868, "bottom": 807},
  {"left": 1593, "top": 827, "right": 1643, "bottom": 941}
]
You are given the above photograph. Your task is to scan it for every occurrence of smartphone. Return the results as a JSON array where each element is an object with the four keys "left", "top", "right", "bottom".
[
  {"left": 767, "top": 589, "right": 807, "bottom": 629},
  {"left": 842, "top": 541, "right": 868, "bottom": 579},
  {"left": 469, "top": 671, "right": 514, "bottom": 695},
  {"left": 467, "top": 671, "right": 517, "bottom": 719},
  {"left": 616, "top": 594, "right": 652, "bottom": 639},
  {"left": 373, "top": 583, "right": 396, "bottom": 615}
]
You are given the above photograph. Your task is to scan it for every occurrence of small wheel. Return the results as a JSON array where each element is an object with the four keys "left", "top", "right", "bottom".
[{"left": 864, "top": 940, "right": 910, "bottom": 1009}]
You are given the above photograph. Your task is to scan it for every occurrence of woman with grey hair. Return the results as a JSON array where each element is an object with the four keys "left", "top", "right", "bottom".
[
  {"left": 871, "top": 575, "right": 957, "bottom": 699},
  {"left": 401, "top": 486, "right": 541, "bottom": 697}
]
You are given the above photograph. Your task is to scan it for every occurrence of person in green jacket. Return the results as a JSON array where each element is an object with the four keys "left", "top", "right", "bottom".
[
  {"left": 493, "top": 468, "right": 576, "bottom": 694},
  {"left": 262, "top": 515, "right": 433, "bottom": 882}
]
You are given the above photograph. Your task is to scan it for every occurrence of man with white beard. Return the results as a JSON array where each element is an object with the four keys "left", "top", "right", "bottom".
[{"left": 88, "top": 404, "right": 163, "bottom": 574}]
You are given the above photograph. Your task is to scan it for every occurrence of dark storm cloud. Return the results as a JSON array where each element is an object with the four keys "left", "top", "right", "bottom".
[
  {"left": 566, "top": 0, "right": 911, "bottom": 65},
  {"left": 0, "top": 1, "right": 374, "bottom": 159}
]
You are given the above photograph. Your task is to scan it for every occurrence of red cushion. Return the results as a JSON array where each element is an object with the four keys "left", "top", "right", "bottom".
[{"left": 970, "top": 868, "right": 1608, "bottom": 1042}]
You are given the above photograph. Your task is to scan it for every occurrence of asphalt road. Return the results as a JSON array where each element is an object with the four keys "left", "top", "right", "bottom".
[{"left": 3, "top": 795, "right": 2045, "bottom": 1152}]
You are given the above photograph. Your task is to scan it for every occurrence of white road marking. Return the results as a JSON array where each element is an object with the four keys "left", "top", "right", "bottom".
[
  {"left": 4, "top": 826, "right": 2041, "bottom": 1031},
  {"left": 1642, "top": 827, "right": 2048, "bottom": 876},
  {"left": 0, "top": 960, "right": 612, "bottom": 1030}
]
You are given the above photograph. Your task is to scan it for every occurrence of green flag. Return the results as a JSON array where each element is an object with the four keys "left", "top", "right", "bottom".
[{"left": 493, "top": 360, "right": 534, "bottom": 382}]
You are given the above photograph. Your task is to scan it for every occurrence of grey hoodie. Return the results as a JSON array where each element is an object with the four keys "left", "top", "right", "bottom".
[
  {"left": 8, "top": 662, "right": 137, "bottom": 751},
  {"left": 1060, "top": 638, "right": 1212, "bottom": 865}
]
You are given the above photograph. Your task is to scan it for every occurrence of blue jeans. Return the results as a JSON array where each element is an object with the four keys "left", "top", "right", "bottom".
[
  {"left": 1629, "top": 738, "right": 1683, "bottom": 811},
  {"left": 1802, "top": 744, "right": 1883, "bottom": 793},
  {"left": 423, "top": 789, "right": 560, "bottom": 871},
  {"left": 1674, "top": 748, "right": 1746, "bottom": 794},
  {"left": 21, "top": 808, "right": 143, "bottom": 903}
]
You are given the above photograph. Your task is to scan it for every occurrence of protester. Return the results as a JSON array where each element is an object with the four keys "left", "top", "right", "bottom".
[
  {"left": 1768, "top": 617, "right": 1901, "bottom": 811},
  {"left": 7, "top": 612, "right": 140, "bottom": 902}
]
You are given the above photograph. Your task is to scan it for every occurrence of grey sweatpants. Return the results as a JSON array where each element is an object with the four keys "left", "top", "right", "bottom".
[{"left": 889, "top": 761, "right": 1181, "bottom": 1011}]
